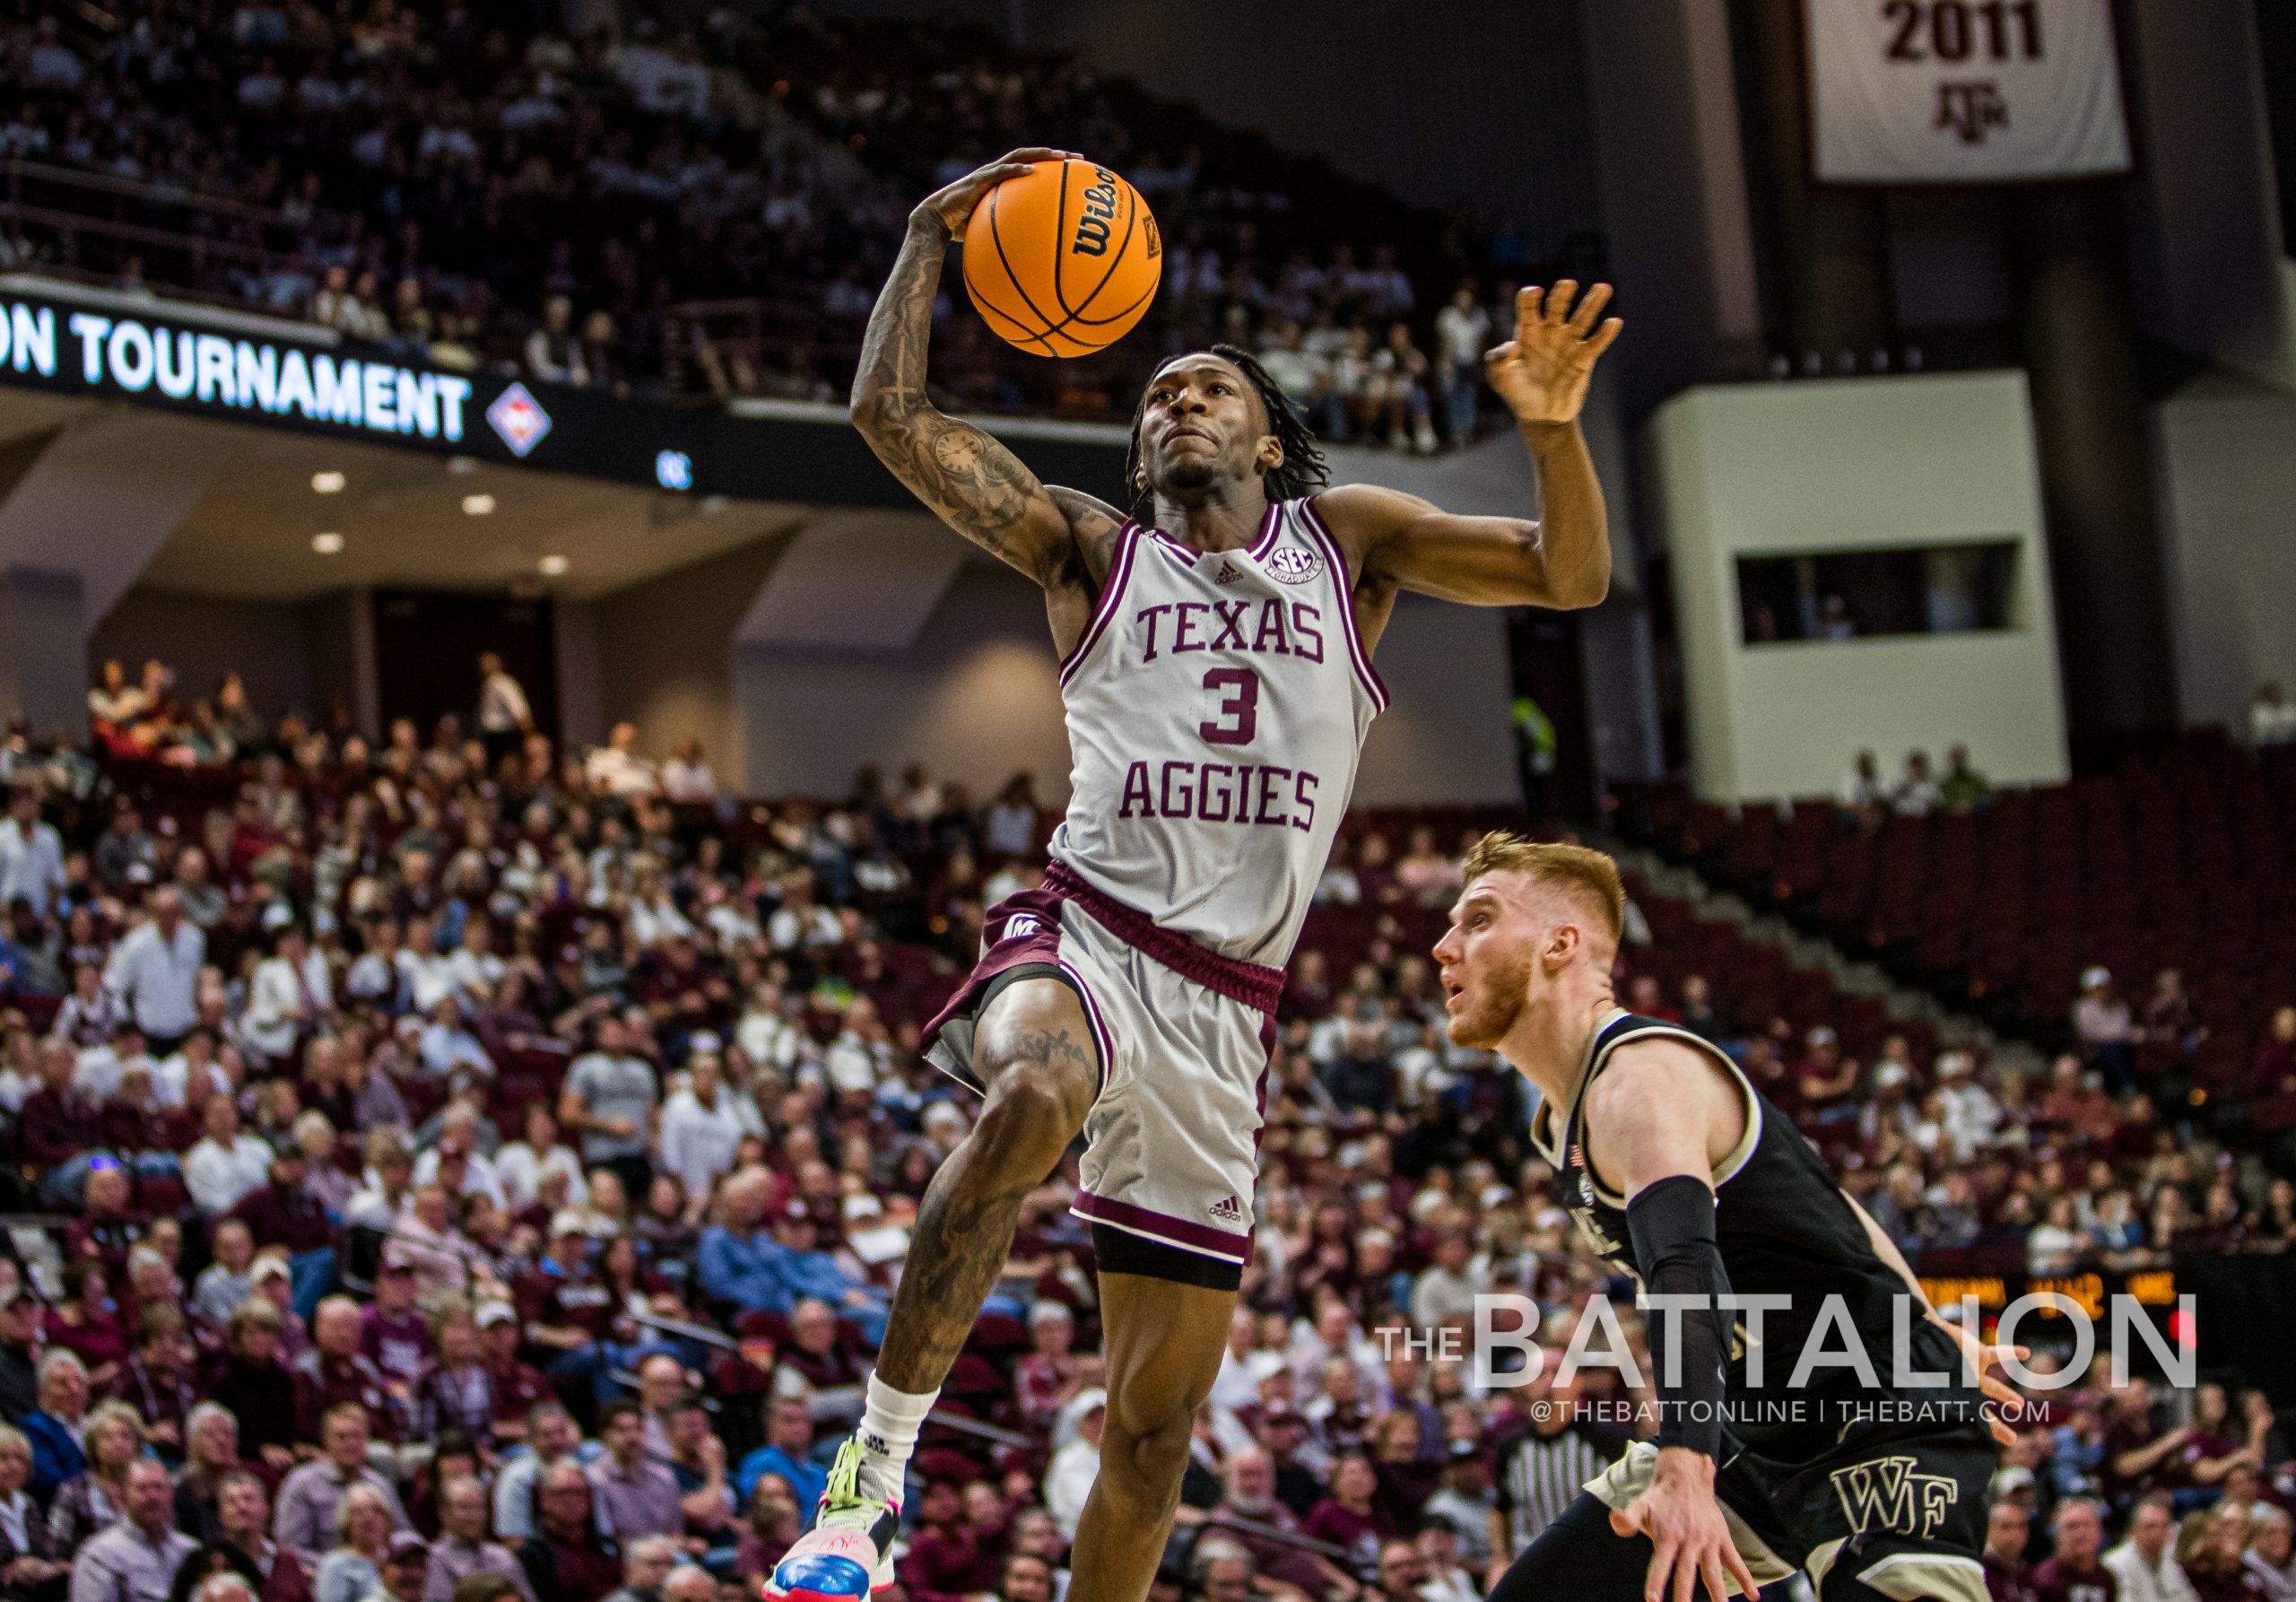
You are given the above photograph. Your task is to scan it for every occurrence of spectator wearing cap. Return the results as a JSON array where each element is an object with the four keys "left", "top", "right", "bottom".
[
  {"left": 423, "top": 1476, "right": 529, "bottom": 1602},
  {"left": 2075, "top": 968, "right": 2138, "bottom": 1094},
  {"left": 101, "top": 889, "right": 204, "bottom": 1056},
  {"left": 733, "top": 1397, "right": 822, "bottom": 1514},
  {"left": 310, "top": 1488, "right": 398, "bottom": 1602},
  {"left": 1044, "top": 1389, "right": 1105, "bottom": 1543},
  {"left": 584, "top": 1406, "right": 680, "bottom": 1545},
  {"left": 65, "top": 1459, "right": 189, "bottom": 1602},
  {"left": 359, "top": 1258, "right": 432, "bottom": 1397},
  {"left": 514, "top": 1215, "right": 617, "bottom": 1400},
  {"left": 474, "top": 1304, "right": 552, "bottom": 1448},
  {"left": 275, "top": 1405, "right": 409, "bottom": 1564},
  {"left": 0, "top": 1287, "right": 44, "bottom": 1424},
  {"left": 214, "top": 1469, "right": 310, "bottom": 1602},
  {"left": 516, "top": 1465, "right": 621, "bottom": 1602}
]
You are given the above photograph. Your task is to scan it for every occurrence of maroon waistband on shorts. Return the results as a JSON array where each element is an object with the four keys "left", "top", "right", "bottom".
[{"left": 1042, "top": 862, "right": 1287, "bottom": 1015}]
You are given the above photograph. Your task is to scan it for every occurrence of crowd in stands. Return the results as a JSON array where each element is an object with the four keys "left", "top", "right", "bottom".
[
  {"left": 0, "top": 4, "right": 1547, "bottom": 442},
  {"left": 0, "top": 653, "right": 2288, "bottom": 1602}
]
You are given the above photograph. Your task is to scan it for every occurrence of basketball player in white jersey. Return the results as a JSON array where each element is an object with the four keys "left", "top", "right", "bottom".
[{"left": 768, "top": 147, "right": 1622, "bottom": 1602}]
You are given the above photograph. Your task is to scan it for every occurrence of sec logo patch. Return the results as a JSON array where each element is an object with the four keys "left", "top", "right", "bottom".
[{"left": 1265, "top": 545, "right": 1325, "bottom": 585}]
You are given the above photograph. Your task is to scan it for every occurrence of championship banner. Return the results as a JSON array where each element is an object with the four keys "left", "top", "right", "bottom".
[{"left": 1805, "top": 0, "right": 2132, "bottom": 183}]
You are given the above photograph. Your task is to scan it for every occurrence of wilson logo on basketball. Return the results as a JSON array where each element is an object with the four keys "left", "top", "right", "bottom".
[
  {"left": 1073, "top": 169, "right": 1121, "bottom": 257},
  {"left": 1265, "top": 546, "right": 1325, "bottom": 586}
]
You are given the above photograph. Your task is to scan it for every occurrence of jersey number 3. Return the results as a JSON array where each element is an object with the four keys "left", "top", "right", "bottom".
[{"left": 1199, "top": 667, "right": 1259, "bottom": 746}]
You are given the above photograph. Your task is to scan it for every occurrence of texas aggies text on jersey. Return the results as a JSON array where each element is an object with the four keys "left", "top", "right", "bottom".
[{"left": 1048, "top": 497, "right": 1384, "bottom": 967}]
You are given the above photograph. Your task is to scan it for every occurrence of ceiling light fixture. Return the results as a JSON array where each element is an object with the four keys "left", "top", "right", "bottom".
[
  {"left": 538, "top": 554, "right": 570, "bottom": 577},
  {"left": 311, "top": 471, "right": 346, "bottom": 494},
  {"left": 462, "top": 493, "right": 496, "bottom": 516},
  {"left": 311, "top": 532, "right": 345, "bottom": 554}
]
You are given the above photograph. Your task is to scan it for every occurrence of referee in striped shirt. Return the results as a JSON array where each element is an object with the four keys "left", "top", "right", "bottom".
[{"left": 1491, "top": 1373, "right": 1631, "bottom": 1581}]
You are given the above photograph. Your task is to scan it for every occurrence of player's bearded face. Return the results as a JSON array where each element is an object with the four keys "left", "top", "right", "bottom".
[{"left": 1445, "top": 931, "right": 1535, "bottom": 1049}]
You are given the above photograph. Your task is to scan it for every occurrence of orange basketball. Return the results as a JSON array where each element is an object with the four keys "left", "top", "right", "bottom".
[{"left": 961, "top": 158, "right": 1161, "bottom": 358}]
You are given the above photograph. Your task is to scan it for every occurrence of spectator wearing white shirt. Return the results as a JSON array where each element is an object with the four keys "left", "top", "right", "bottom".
[
  {"left": 1838, "top": 749, "right": 1886, "bottom": 814},
  {"left": 442, "top": 921, "right": 504, "bottom": 1012},
  {"left": 2252, "top": 682, "right": 2296, "bottom": 748},
  {"left": 185, "top": 1099, "right": 274, "bottom": 1215},
  {"left": 1892, "top": 750, "right": 1944, "bottom": 816},
  {"left": 73, "top": 1023, "right": 154, "bottom": 1104},
  {"left": 657, "top": 1056, "right": 743, "bottom": 1214},
  {"left": 103, "top": 889, "right": 204, "bottom": 1053},
  {"left": 659, "top": 740, "right": 716, "bottom": 804},
  {"left": 2104, "top": 1495, "right": 2198, "bottom": 1602},
  {"left": 48, "top": 966, "right": 124, "bottom": 1050},
  {"left": 0, "top": 788, "right": 65, "bottom": 919},
  {"left": 245, "top": 927, "right": 332, "bottom": 1068},
  {"left": 418, "top": 998, "right": 495, "bottom": 1082},
  {"left": 584, "top": 723, "right": 657, "bottom": 797},
  {"left": 395, "top": 919, "right": 456, "bottom": 1014},
  {"left": 475, "top": 652, "right": 534, "bottom": 768},
  {"left": 1433, "top": 281, "right": 1490, "bottom": 443},
  {"left": 492, "top": 1105, "right": 589, "bottom": 1212}
]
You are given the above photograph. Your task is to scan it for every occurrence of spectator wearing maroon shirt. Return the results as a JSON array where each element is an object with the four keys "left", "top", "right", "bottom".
[
  {"left": 23, "top": 1041, "right": 100, "bottom": 1180},
  {"left": 216, "top": 1468, "right": 314, "bottom": 1602},
  {"left": 476, "top": 1303, "right": 552, "bottom": 1446},
  {"left": 2032, "top": 1500, "right": 2121, "bottom": 1602},
  {"left": 293, "top": 1297, "right": 402, "bottom": 1444},
  {"left": 207, "top": 1298, "right": 299, "bottom": 1473},
  {"left": 1302, "top": 1454, "right": 1393, "bottom": 1576},
  {"left": 230, "top": 1146, "right": 335, "bottom": 1321},
  {"left": 895, "top": 1480, "right": 977, "bottom": 1602},
  {"left": 517, "top": 1466, "right": 622, "bottom": 1602},
  {"left": 359, "top": 1259, "right": 431, "bottom": 1397},
  {"left": 2109, "top": 1382, "right": 2196, "bottom": 1502},
  {"left": 1988, "top": 1501, "right": 2041, "bottom": 1602},
  {"left": 775, "top": 1298, "right": 865, "bottom": 1395},
  {"left": 63, "top": 1164, "right": 142, "bottom": 1276},
  {"left": 108, "top": 1305, "right": 196, "bottom": 1458},
  {"left": 516, "top": 1215, "right": 618, "bottom": 1401}
]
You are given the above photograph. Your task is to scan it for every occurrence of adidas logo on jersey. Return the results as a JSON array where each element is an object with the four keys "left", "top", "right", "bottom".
[
  {"left": 1213, "top": 561, "right": 1243, "bottom": 584},
  {"left": 1208, "top": 1195, "right": 1246, "bottom": 1224}
]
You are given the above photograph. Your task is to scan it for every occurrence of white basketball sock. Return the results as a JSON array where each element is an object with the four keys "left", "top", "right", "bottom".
[{"left": 854, "top": 1372, "right": 938, "bottom": 1505}]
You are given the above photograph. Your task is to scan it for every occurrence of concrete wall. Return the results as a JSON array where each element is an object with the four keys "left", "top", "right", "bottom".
[
  {"left": 737, "top": 558, "right": 1520, "bottom": 806},
  {"left": 0, "top": 567, "right": 86, "bottom": 742},
  {"left": 2151, "top": 374, "right": 2296, "bottom": 734},
  {"left": 1649, "top": 371, "right": 2069, "bottom": 802},
  {"left": 592, "top": 534, "right": 792, "bottom": 784},
  {"left": 90, "top": 587, "right": 315, "bottom": 720}
]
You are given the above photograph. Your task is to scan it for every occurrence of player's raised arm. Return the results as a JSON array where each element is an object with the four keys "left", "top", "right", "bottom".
[
  {"left": 848, "top": 148, "right": 1124, "bottom": 597},
  {"left": 1320, "top": 281, "right": 1621, "bottom": 613}
]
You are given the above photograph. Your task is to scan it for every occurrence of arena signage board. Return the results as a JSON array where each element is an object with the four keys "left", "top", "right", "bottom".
[
  {"left": 1805, "top": 0, "right": 2131, "bottom": 182},
  {"left": 0, "top": 277, "right": 1131, "bottom": 508}
]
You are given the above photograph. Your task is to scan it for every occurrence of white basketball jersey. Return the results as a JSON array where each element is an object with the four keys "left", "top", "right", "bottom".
[{"left": 1048, "top": 497, "right": 1387, "bottom": 965}]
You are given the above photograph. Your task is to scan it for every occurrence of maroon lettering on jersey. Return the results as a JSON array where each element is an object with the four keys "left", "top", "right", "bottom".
[
  {"left": 1292, "top": 771, "right": 1318, "bottom": 833},
  {"left": 1116, "top": 760, "right": 1326, "bottom": 831},
  {"left": 1252, "top": 598, "right": 1291, "bottom": 654},
  {"left": 1137, "top": 604, "right": 1174, "bottom": 661},
  {"left": 1160, "top": 762, "right": 1194, "bottom": 815},
  {"left": 1118, "top": 762, "right": 1153, "bottom": 817},
  {"left": 1289, "top": 603, "right": 1324, "bottom": 663},
  {"left": 1172, "top": 602, "right": 1209, "bottom": 653},
  {"left": 1207, "top": 602, "right": 1249, "bottom": 650}
]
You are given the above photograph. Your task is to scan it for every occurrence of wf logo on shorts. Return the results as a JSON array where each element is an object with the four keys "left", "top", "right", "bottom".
[
  {"left": 1000, "top": 915, "right": 1042, "bottom": 942},
  {"left": 1829, "top": 1455, "right": 1958, "bottom": 1541}
]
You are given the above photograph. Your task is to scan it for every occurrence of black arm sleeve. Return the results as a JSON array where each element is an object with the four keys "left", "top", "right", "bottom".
[{"left": 1624, "top": 1173, "right": 1735, "bottom": 1459}]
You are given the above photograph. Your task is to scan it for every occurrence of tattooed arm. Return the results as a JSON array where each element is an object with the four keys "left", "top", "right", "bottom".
[{"left": 850, "top": 149, "right": 1124, "bottom": 649}]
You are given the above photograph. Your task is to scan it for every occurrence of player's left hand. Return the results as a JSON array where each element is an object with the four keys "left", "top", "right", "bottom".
[
  {"left": 1485, "top": 281, "right": 1622, "bottom": 426},
  {"left": 1930, "top": 1311, "right": 2028, "bottom": 1446}
]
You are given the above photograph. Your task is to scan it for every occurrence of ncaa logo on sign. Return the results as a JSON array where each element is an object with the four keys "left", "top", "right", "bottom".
[
  {"left": 1265, "top": 545, "right": 1324, "bottom": 585},
  {"left": 486, "top": 382, "right": 553, "bottom": 457},
  {"left": 1001, "top": 915, "right": 1042, "bottom": 942}
]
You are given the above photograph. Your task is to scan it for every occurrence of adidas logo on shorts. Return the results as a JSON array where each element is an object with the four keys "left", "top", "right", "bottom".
[{"left": 1208, "top": 1195, "right": 1246, "bottom": 1224}]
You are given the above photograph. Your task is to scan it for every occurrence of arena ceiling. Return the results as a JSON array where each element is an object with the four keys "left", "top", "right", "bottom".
[{"left": 0, "top": 390, "right": 802, "bottom": 605}]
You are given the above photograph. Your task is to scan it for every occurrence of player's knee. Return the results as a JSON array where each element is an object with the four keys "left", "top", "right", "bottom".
[
  {"left": 970, "top": 1058, "right": 1091, "bottom": 1179},
  {"left": 1100, "top": 1404, "right": 1195, "bottom": 1502}
]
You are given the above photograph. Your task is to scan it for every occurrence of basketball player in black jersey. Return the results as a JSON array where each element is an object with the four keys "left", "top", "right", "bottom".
[{"left": 1433, "top": 835, "right": 2026, "bottom": 1602}]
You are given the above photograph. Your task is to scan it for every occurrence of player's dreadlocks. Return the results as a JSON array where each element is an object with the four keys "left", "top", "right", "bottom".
[{"left": 1123, "top": 343, "right": 1329, "bottom": 510}]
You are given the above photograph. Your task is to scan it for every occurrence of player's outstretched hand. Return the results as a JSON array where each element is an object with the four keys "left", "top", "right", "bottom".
[
  {"left": 1485, "top": 280, "right": 1623, "bottom": 426},
  {"left": 1930, "top": 1312, "right": 2029, "bottom": 1446},
  {"left": 912, "top": 148, "right": 1080, "bottom": 241},
  {"left": 1610, "top": 1450, "right": 1762, "bottom": 1602}
]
